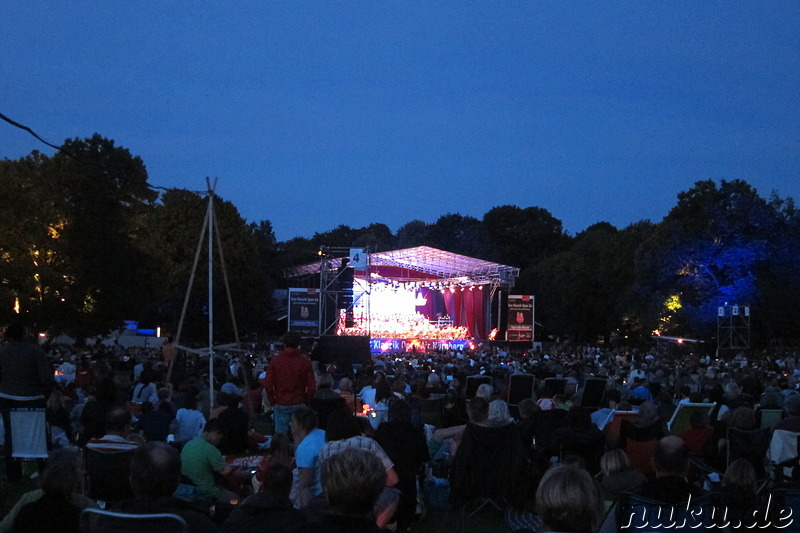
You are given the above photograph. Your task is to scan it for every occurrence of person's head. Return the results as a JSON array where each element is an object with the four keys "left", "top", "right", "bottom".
[
  {"left": 338, "top": 377, "right": 353, "bottom": 392},
  {"left": 322, "top": 448, "right": 386, "bottom": 517},
  {"left": 727, "top": 406, "right": 756, "bottom": 430},
  {"left": 325, "top": 408, "right": 361, "bottom": 442},
  {"left": 262, "top": 462, "right": 293, "bottom": 500},
  {"left": 3, "top": 321, "right": 26, "bottom": 341},
  {"left": 182, "top": 390, "right": 199, "bottom": 410},
  {"left": 129, "top": 441, "right": 181, "bottom": 499},
  {"left": 40, "top": 447, "right": 83, "bottom": 498},
  {"left": 600, "top": 449, "right": 631, "bottom": 478},
  {"left": 203, "top": 418, "right": 226, "bottom": 445},
  {"left": 427, "top": 372, "right": 442, "bottom": 388},
  {"left": 722, "top": 458, "right": 757, "bottom": 494},
  {"left": 387, "top": 398, "right": 411, "bottom": 423},
  {"left": 290, "top": 407, "right": 318, "bottom": 441},
  {"left": 475, "top": 383, "right": 493, "bottom": 401},
  {"left": 140, "top": 401, "right": 154, "bottom": 415},
  {"left": 488, "top": 399, "right": 510, "bottom": 425},
  {"left": 654, "top": 436, "right": 690, "bottom": 477},
  {"left": 317, "top": 373, "right": 334, "bottom": 390},
  {"left": 637, "top": 401, "right": 658, "bottom": 423},
  {"left": 785, "top": 393, "right": 800, "bottom": 416},
  {"left": 535, "top": 466, "right": 604, "bottom": 533},
  {"left": 106, "top": 406, "right": 132, "bottom": 435},
  {"left": 467, "top": 397, "right": 489, "bottom": 424},
  {"left": 282, "top": 331, "right": 301, "bottom": 349},
  {"left": 517, "top": 398, "right": 539, "bottom": 420}
]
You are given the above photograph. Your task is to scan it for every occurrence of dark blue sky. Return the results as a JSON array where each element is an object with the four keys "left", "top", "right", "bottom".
[{"left": 3, "top": 2, "right": 798, "bottom": 241}]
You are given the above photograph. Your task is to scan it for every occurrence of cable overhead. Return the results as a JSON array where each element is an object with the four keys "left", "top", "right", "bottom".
[{"left": 0, "top": 110, "right": 207, "bottom": 195}]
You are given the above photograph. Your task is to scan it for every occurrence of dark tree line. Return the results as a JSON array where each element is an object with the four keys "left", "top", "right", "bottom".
[{"left": 1, "top": 135, "right": 798, "bottom": 346}]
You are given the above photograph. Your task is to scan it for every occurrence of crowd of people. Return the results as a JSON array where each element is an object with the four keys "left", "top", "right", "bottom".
[{"left": 2, "top": 321, "right": 800, "bottom": 532}]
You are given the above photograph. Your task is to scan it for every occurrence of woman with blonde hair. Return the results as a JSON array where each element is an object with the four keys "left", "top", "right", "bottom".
[{"left": 598, "top": 448, "right": 646, "bottom": 501}]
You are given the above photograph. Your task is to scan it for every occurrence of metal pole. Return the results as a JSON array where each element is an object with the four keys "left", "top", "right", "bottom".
[{"left": 207, "top": 177, "right": 217, "bottom": 414}]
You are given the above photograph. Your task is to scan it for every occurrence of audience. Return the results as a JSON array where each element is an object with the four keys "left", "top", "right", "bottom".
[
  {"left": 116, "top": 441, "right": 218, "bottom": 533},
  {"left": 299, "top": 448, "right": 388, "bottom": 533},
  {"left": 2, "top": 448, "right": 95, "bottom": 533},
  {"left": 222, "top": 463, "right": 305, "bottom": 533},
  {"left": 534, "top": 465, "right": 605, "bottom": 533}
]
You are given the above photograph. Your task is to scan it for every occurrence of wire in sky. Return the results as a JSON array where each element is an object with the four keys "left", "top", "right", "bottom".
[{"left": 0, "top": 110, "right": 205, "bottom": 195}]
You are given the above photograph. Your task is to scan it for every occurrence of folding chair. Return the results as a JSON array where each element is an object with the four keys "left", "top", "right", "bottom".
[{"left": 80, "top": 508, "right": 187, "bottom": 533}]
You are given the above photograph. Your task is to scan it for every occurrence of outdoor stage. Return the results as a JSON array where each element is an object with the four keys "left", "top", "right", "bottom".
[{"left": 285, "top": 246, "right": 524, "bottom": 354}]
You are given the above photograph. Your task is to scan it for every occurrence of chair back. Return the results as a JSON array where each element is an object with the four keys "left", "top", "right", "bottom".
[
  {"left": 620, "top": 420, "right": 658, "bottom": 475},
  {"left": 604, "top": 411, "right": 640, "bottom": 448},
  {"left": 84, "top": 447, "right": 136, "bottom": 503},
  {"left": 579, "top": 377, "right": 607, "bottom": 408},
  {"left": 507, "top": 373, "right": 535, "bottom": 406},
  {"left": 80, "top": 508, "right": 187, "bottom": 533},
  {"left": 769, "top": 489, "right": 800, "bottom": 533},
  {"left": 449, "top": 422, "right": 528, "bottom": 506},
  {"left": 727, "top": 426, "right": 771, "bottom": 478},
  {"left": 618, "top": 492, "right": 724, "bottom": 531},
  {"left": 759, "top": 408, "right": 784, "bottom": 429},
  {"left": 421, "top": 397, "right": 444, "bottom": 427},
  {"left": 769, "top": 429, "right": 800, "bottom": 480}
]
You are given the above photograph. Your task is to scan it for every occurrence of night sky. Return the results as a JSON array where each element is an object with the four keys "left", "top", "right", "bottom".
[{"left": 3, "top": 2, "right": 798, "bottom": 241}]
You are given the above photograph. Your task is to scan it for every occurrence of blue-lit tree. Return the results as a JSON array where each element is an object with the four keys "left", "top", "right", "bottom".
[{"left": 631, "top": 179, "right": 786, "bottom": 341}]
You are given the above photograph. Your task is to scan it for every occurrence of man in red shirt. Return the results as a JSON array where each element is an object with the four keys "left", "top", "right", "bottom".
[{"left": 265, "top": 331, "right": 316, "bottom": 435}]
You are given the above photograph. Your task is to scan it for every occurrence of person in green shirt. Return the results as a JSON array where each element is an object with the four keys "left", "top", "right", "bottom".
[{"left": 180, "top": 418, "right": 245, "bottom": 504}]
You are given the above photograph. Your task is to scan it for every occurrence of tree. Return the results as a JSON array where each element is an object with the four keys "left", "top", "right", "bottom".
[
  {"left": 483, "top": 205, "right": 571, "bottom": 268},
  {"left": 631, "top": 180, "right": 782, "bottom": 340}
]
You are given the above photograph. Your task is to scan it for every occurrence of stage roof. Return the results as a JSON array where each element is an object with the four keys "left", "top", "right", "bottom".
[{"left": 285, "top": 246, "right": 520, "bottom": 288}]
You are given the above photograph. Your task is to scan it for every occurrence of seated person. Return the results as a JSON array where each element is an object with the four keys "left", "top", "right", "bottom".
[
  {"left": 181, "top": 418, "right": 247, "bottom": 504},
  {"left": 2, "top": 447, "right": 96, "bottom": 533},
  {"left": 309, "top": 374, "right": 346, "bottom": 430},
  {"left": 638, "top": 435, "right": 707, "bottom": 504},
  {"left": 599, "top": 449, "right": 646, "bottom": 501},
  {"left": 298, "top": 448, "right": 387, "bottom": 533},
  {"left": 534, "top": 465, "right": 605, "bottom": 533},
  {"left": 290, "top": 407, "right": 326, "bottom": 509},
  {"left": 85, "top": 406, "right": 142, "bottom": 452},
  {"left": 221, "top": 463, "right": 305, "bottom": 533},
  {"left": 115, "top": 441, "right": 218, "bottom": 533}
]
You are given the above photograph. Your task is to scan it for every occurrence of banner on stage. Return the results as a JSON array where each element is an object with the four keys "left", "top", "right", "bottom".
[
  {"left": 506, "top": 294, "right": 534, "bottom": 342},
  {"left": 288, "top": 288, "right": 320, "bottom": 337}
]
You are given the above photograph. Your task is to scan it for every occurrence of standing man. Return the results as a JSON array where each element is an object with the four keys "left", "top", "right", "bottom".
[
  {"left": 265, "top": 331, "right": 316, "bottom": 435},
  {"left": 0, "top": 322, "right": 54, "bottom": 483}
]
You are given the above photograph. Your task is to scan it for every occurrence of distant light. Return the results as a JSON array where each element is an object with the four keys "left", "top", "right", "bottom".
[
  {"left": 677, "top": 338, "right": 684, "bottom": 344},
  {"left": 38, "top": 332, "right": 47, "bottom": 338}
]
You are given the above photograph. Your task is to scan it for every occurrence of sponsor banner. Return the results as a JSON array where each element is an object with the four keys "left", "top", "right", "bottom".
[
  {"left": 288, "top": 288, "right": 320, "bottom": 337},
  {"left": 506, "top": 294, "right": 534, "bottom": 342},
  {"left": 369, "top": 338, "right": 472, "bottom": 354}
]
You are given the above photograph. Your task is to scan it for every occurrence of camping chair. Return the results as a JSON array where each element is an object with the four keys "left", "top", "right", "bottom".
[
  {"left": 619, "top": 420, "right": 658, "bottom": 476},
  {"left": 617, "top": 491, "right": 727, "bottom": 531},
  {"left": 449, "top": 422, "right": 528, "bottom": 531},
  {"left": 421, "top": 397, "right": 445, "bottom": 428},
  {"left": 769, "top": 489, "right": 800, "bottom": 533},
  {"left": 603, "top": 411, "right": 639, "bottom": 448},
  {"left": 80, "top": 508, "right": 187, "bottom": 533},
  {"left": 769, "top": 430, "right": 800, "bottom": 483},
  {"left": 759, "top": 408, "right": 784, "bottom": 429},
  {"left": 84, "top": 447, "right": 136, "bottom": 504},
  {"left": 727, "top": 426, "right": 771, "bottom": 479}
]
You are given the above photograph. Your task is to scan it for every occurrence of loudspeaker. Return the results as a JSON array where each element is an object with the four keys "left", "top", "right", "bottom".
[
  {"left": 508, "top": 373, "right": 536, "bottom": 405},
  {"left": 310, "top": 336, "right": 371, "bottom": 370}
]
